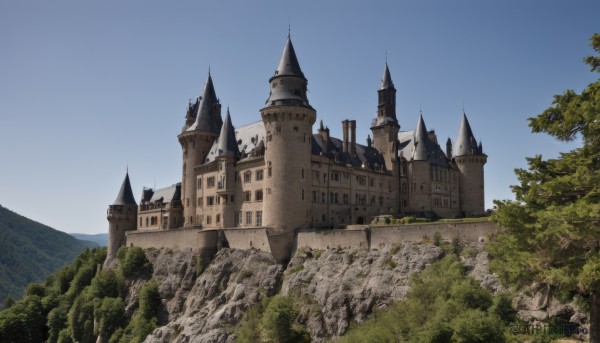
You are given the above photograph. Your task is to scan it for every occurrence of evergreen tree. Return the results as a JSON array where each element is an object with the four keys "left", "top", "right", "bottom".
[{"left": 489, "top": 33, "right": 600, "bottom": 342}]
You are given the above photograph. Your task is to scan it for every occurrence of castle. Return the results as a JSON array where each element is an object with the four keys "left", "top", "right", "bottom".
[{"left": 104, "top": 35, "right": 487, "bottom": 267}]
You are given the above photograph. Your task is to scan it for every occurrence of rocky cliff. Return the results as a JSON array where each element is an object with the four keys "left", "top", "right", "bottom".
[{"left": 130, "top": 242, "right": 587, "bottom": 343}]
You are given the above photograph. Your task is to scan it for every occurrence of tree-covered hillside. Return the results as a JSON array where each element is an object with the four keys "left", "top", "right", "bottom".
[{"left": 0, "top": 204, "right": 97, "bottom": 303}]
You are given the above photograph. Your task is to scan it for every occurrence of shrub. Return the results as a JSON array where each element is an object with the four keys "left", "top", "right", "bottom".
[
  {"left": 94, "top": 297, "right": 126, "bottom": 339},
  {"left": 121, "top": 247, "right": 152, "bottom": 279}
]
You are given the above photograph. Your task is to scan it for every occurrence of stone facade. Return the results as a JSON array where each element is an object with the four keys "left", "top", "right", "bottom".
[{"left": 105, "top": 35, "right": 488, "bottom": 264}]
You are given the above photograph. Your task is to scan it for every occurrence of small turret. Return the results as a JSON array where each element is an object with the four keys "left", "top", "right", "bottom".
[
  {"left": 413, "top": 114, "right": 431, "bottom": 161},
  {"left": 452, "top": 113, "right": 487, "bottom": 216},
  {"left": 104, "top": 171, "right": 138, "bottom": 268},
  {"left": 446, "top": 137, "right": 453, "bottom": 159},
  {"left": 179, "top": 71, "right": 223, "bottom": 227}
]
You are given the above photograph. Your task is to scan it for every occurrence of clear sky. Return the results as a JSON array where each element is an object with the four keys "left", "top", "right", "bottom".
[{"left": 0, "top": 1, "right": 598, "bottom": 234}]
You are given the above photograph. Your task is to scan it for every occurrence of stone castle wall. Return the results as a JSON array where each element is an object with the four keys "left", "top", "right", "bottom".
[{"left": 126, "top": 221, "right": 500, "bottom": 262}]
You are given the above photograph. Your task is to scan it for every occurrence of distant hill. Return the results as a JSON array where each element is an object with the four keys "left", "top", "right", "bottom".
[
  {"left": 0, "top": 204, "right": 96, "bottom": 301},
  {"left": 69, "top": 233, "right": 108, "bottom": 247}
]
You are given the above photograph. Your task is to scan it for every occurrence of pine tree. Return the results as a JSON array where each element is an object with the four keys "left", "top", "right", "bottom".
[{"left": 489, "top": 33, "right": 600, "bottom": 342}]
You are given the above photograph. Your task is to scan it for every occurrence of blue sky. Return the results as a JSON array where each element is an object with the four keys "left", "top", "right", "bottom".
[{"left": 0, "top": 1, "right": 598, "bottom": 234}]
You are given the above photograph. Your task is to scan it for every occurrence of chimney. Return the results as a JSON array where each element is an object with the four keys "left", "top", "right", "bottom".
[
  {"left": 367, "top": 134, "right": 372, "bottom": 148},
  {"left": 342, "top": 120, "right": 349, "bottom": 153},
  {"left": 349, "top": 120, "right": 356, "bottom": 155},
  {"left": 446, "top": 137, "right": 452, "bottom": 159}
]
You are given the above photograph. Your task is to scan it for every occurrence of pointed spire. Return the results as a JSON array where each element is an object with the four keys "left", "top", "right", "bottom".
[
  {"left": 274, "top": 36, "right": 305, "bottom": 79},
  {"left": 216, "top": 108, "right": 238, "bottom": 158},
  {"left": 188, "top": 72, "right": 221, "bottom": 134},
  {"left": 413, "top": 114, "right": 431, "bottom": 161},
  {"left": 112, "top": 171, "right": 137, "bottom": 206},
  {"left": 380, "top": 62, "right": 395, "bottom": 90},
  {"left": 453, "top": 112, "right": 480, "bottom": 157},
  {"left": 319, "top": 120, "right": 324, "bottom": 131}
]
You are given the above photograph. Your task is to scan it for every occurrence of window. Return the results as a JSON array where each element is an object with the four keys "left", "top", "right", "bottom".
[
  {"left": 246, "top": 211, "right": 252, "bottom": 225},
  {"left": 302, "top": 188, "right": 304, "bottom": 200},
  {"left": 186, "top": 198, "right": 189, "bottom": 207},
  {"left": 206, "top": 216, "right": 211, "bottom": 225},
  {"left": 379, "top": 196, "right": 384, "bottom": 206},
  {"left": 197, "top": 178, "right": 202, "bottom": 189},
  {"left": 331, "top": 171, "right": 340, "bottom": 181},
  {"left": 197, "top": 197, "right": 203, "bottom": 207},
  {"left": 237, "top": 211, "right": 243, "bottom": 225},
  {"left": 243, "top": 171, "right": 251, "bottom": 183},
  {"left": 207, "top": 177, "right": 215, "bottom": 188},
  {"left": 313, "top": 190, "right": 317, "bottom": 203},
  {"left": 256, "top": 170, "right": 264, "bottom": 181},
  {"left": 139, "top": 218, "right": 142, "bottom": 227},
  {"left": 268, "top": 167, "right": 272, "bottom": 177},
  {"left": 255, "top": 190, "right": 263, "bottom": 201},
  {"left": 256, "top": 211, "right": 262, "bottom": 226},
  {"left": 216, "top": 214, "right": 220, "bottom": 223},
  {"left": 343, "top": 193, "right": 349, "bottom": 205},
  {"left": 244, "top": 191, "right": 251, "bottom": 202},
  {"left": 301, "top": 168, "right": 304, "bottom": 179},
  {"left": 357, "top": 175, "right": 366, "bottom": 186},
  {"left": 207, "top": 196, "right": 214, "bottom": 206}
]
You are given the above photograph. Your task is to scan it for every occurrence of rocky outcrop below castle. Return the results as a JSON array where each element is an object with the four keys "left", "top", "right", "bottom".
[{"left": 130, "top": 243, "right": 588, "bottom": 343}]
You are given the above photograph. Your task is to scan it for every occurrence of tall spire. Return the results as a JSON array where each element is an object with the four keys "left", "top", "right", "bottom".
[
  {"left": 216, "top": 108, "right": 238, "bottom": 158},
  {"left": 264, "top": 35, "right": 311, "bottom": 108},
  {"left": 380, "top": 62, "right": 395, "bottom": 90},
  {"left": 112, "top": 171, "right": 137, "bottom": 206},
  {"left": 453, "top": 112, "right": 480, "bottom": 157},
  {"left": 413, "top": 114, "right": 431, "bottom": 161},
  {"left": 273, "top": 36, "right": 305, "bottom": 79},
  {"left": 188, "top": 72, "right": 222, "bottom": 134}
]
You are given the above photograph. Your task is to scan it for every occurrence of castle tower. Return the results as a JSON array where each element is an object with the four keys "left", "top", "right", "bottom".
[
  {"left": 260, "top": 35, "right": 316, "bottom": 262},
  {"left": 178, "top": 72, "right": 222, "bottom": 227},
  {"left": 371, "top": 62, "right": 400, "bottom": 212},
  {"left": 409, "top": 114, "right": 433, "bottom": 213},
  {"left": 453, "top": 113, "right": 487, "bottom": 216},
  {"left": 214, "top": 108, "right": 238, "bottom": 228},
  {"left": 104, "top": 172, "right": 138, "bottom": 268}
]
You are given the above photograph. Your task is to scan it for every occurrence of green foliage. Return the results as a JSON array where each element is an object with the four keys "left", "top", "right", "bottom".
[
  {"left": 89, "top": 269, "right": 124, "bottom": 299},
  {"left": 68, "top": 292, "right": 95, "bottom": 343},
  {"left": 0, "top": 204, "right": 97, "bottom": 301},
  {"left": 2, "top": 295, "right": 14, "bottom": 310},
  {"left": 94, "top": 297, "right": 126, "bottom": 340},
  {"left": 287, "top": 264, "right": 304, "bottom": 274},
  {"left": 138, "top": 279, "right": 161, "bottom": 320},
  {"left": 120, "top": 246, "right": 152, "bottom": 279},
  {"left": 488, "top": 33, "right": 600, "bottom": 337},
  {"left": 0, "top": 295, "right": 46, "bottom": 343},
  {"left": 336, "top": 255, "right": 518, "bottom": 343},
  {"left": 236, "top": 295, "right": 309, "bottom": 343}
]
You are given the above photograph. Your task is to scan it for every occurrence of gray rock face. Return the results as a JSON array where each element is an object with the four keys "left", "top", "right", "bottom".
[
  {"left": 281, "top": 243, "right": 444, "bottom": 341},
  {"left": 143, "top": 248, "right": 283, "bottom": 343}
]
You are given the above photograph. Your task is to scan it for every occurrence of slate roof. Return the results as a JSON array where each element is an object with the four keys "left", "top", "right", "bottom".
[
  {"left": 113, "top": 172, "right": 137, "bottom": 206},
  {"left": 273, "top": 36, "right": 305, "bottom": 79},
  {"left": 141, "top": 183, "right": 181, "bottom": 204},
  {"left": 380, "top": 63, "right": 395, "bottom": 90},
  {"left": 205, "top": 120, "right": 266, "bottom": 164},
  {"left": 398, "top": 115, "right": 451, "bottom": 167},
  {"left": 187, "top": 72, "right": 222, "bottom": 134},
  {"left": 312, "top": 134, "right": 387, "bottom": 171},
  {"left": 453, "top": 113, "right": 483, "bottom": 157}
]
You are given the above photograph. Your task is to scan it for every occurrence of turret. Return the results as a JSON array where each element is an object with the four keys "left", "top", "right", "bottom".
[
  {"left": 104, "top": 171, "right": 138, "bottom": 268},
  {"left": 409, "top": 114, "right": 433, "bottom": 212},
  {"left": 261, "top": 34, "right": 316, "bottom": 263},
  {"left": 370, "top": 62, "right": 400, "bottom": 169},
  {"left": 178, "top": 72, "right": 222, "bottom": 227},
  {"left": 214, "top": 108, "right": 238, "bottom": 228},
  {"left": 453, "top": 113, "right": 487, "bottom": 216}
]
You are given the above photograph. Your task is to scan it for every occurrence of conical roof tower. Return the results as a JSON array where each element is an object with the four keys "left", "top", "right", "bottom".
[{"left": 112, "top": 171, "right": 137, "bottom": 206}]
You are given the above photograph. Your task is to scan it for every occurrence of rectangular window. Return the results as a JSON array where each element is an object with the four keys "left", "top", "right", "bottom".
[
  {"left": 237, "top": 211, "right": 243, "bottom": 225},
  {"left": 256, "top": 170, "right": 264, "bottom": 181},
  {"left": 244, "top": 171, "right": 251, "bottom": 183},
  {"left": 206, "top": 215, "right": 212, "bottom": 225},
  {"left": 197, "top": 197, "right": 203, "bottom": 207},
  {"left": 207, "top": 196, "right": 214, "bottom": 206},
  {"left": 197, "top": 178, "right": 202, "bottom": 189},
  {"left": 216, "top": 214, "right": 221, "bottom": 223},
  {"left": 244, "top": 191, "right": 251, "bottom": 202},
  {"left": 246, "top": 211, "right": 252, "bottom": 225},
  {"left": 313, "top": 190, "right": 317, "bottom": 203},
  {"left": 255, "top": 190, "right": 263, "bottom": 201},
  {"left": 207, "top": 177, "right": 215, "bottom": 188},
  {"left": 356, "top": 175, "right": 366, "bottom": 186},
  {"left": 256, "top": 211, "right": 262, "bottom": 227},
  {"left": 343, "top": 193, "right": 349, "bottom": 205}
]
